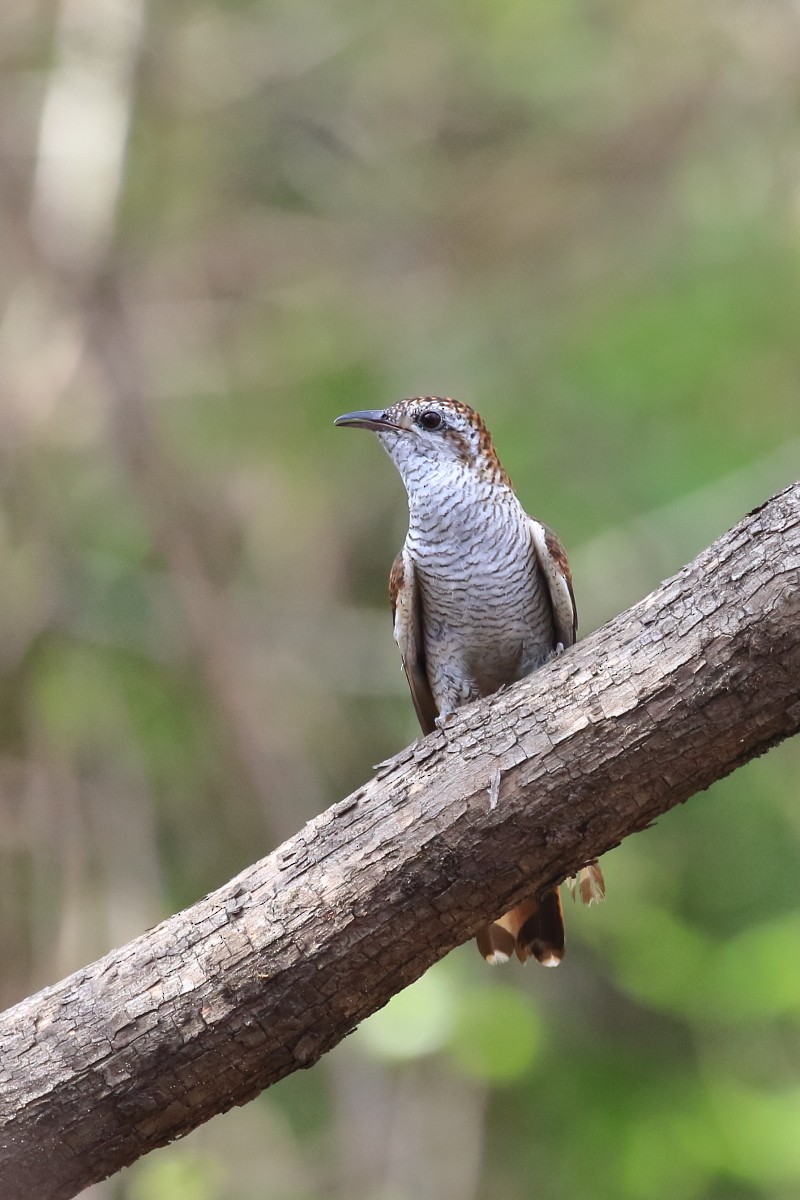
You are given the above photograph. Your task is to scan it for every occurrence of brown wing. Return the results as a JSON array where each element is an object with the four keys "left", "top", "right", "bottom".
[
  {"left": 528, "top": 518, "right": 578, "bottom": 648},
  {"left": 389, "top": 548, "right": 439, "bottom": 735}
]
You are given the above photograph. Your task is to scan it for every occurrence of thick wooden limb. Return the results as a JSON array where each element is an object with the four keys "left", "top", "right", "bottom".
[{"left": 1, "top": 484, "right": 799, "bottom": 1200}]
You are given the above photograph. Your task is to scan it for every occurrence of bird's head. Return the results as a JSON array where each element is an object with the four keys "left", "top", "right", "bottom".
[{"left": 334, "top": 396, "right": 511, "bottom": 490}]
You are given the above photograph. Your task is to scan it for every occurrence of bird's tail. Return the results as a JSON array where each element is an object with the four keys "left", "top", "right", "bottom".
[
  {"left": 476, "top": 888, "right": 565, "bottom": 966},
  {"left": 476, "top": 860, "right": 605, "bottom": 966}
]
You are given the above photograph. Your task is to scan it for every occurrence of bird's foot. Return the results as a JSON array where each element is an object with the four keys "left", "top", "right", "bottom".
[{"left": 434, "top": 708, "right": 458, "bottom": 731}]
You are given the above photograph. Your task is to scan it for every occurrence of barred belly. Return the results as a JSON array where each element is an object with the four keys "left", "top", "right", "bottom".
[{"left": 412, "top": 531, "right": 556, "bottom": 714}]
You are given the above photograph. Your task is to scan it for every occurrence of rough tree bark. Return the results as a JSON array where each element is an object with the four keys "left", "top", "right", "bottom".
[{"left": 1, "top": 484, "right": 799, "bottom": 1200}]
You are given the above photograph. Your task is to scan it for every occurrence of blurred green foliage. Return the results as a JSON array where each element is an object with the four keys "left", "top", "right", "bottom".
[{"left": 1, "top": 0, "right": 798, "bottom": 1197}]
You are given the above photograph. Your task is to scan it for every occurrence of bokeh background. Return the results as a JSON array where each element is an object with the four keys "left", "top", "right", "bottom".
[{"left": 2, "top": 1, "right": 800, "bottom": 1197}]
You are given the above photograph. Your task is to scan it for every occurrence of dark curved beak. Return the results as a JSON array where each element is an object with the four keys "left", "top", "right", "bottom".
[{"left": 333, "top": 409, "right": 402, "bottom": 432}]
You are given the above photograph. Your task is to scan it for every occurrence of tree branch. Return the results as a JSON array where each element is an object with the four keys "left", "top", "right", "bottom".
[{"left": 1, "top": 484, "right": 799, "bottom": 1200}]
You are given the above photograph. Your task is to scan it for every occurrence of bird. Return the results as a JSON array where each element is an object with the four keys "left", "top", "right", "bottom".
[{"left": 334, "top": 396, "right": 604, "bottom": 965}]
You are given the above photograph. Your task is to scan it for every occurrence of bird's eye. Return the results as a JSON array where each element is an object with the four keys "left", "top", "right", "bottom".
[{"left": 417, "top": 410, "right": 444, "bottom": 432}]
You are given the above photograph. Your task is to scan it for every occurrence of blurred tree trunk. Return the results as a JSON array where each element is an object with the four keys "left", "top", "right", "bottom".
[{"left": 1, "top": 483, "right": 799, "bottom": 1200}]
